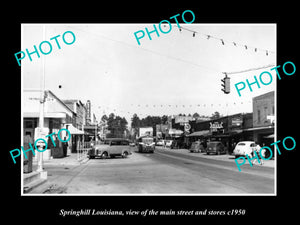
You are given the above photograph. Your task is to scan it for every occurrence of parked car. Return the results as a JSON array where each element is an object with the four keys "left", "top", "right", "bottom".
[
  {"left": 165, "top": 140, "right": 173, "bottom": 148},
  {"left": 88, "top": 138, "right": 132, "bottom": 159},
  {"left": 189, "top": 141, "right": 206, "bottom": 153},
  {"left": 129, "top": 141, "right": 136, "bottom": 147},
  {"left": 206, "top": 141, "right": 226, "bottom": 155},
  {"left": 233, "top": 141, "right": 261, "bottom": 158},
  {"left": 156, "top": 140, "right": 164, "bottom": 146},
  {"left": 189, "top": 141, "right": 201, "bottom": 153}
]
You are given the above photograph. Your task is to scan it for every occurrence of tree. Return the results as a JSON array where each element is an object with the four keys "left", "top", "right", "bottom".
[
  {"left": 106, "top": 113, "right": 128, "bottom": 138},
  {"left": 192, "top": 112, "right": 200, "bottom": 118},
  {"left": 101, "top": 114, "right": 108, "bottom": 122},
  {"left": 131, "top": 113, "right": 140, "bottom": 128},
  {"left": 211, "top": 111, "right": 221, "bottom": 120},
  {"left": 161, "top": 115, "right": 168, "bottom": 124}
]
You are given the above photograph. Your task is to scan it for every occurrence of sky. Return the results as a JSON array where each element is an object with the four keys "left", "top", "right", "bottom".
[{"left": 22, "top": 23, "right": 276, "bottom": 124}]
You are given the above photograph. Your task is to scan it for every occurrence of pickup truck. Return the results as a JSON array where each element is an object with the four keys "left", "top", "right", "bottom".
[{"left": 88, "top": 138, "right": 132, "bottom": 159}]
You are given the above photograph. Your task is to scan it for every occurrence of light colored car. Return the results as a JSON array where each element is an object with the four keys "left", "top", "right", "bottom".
[
  {"left": 88, "top": 138, "right": 132, "bottom": 159},
  {"left": 233, "top": 141, "right": 261, "bottom": 158},
  {"left": 156, "top": 140, "right": 164, "bottom": 146},
  {"left": 165, "top": 140, "right": 173, "bottom": 148},
  {"left": 189, "top": 141, "right": 202, "bottom": 153}
]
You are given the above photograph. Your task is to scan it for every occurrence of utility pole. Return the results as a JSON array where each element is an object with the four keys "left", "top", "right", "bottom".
[{"left": 36, "top": 25, "right": 46, "bottom": 172}]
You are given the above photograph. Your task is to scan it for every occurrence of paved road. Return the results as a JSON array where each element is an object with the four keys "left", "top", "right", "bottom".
[{"left": 29, "top": 147, "right": 275, "bottom": 195}]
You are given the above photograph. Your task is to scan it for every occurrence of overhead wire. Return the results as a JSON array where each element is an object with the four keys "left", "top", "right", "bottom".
[{"left": 66, "top": 25, "right": 221, "bottom": 73}]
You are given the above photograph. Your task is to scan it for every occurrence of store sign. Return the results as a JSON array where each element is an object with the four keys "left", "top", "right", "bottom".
[
  {"left": 231, "top": 117, "right": 243, "bottom": 127},
  {"left": 184, "top": 123, "right": 191, "bottom": 132},
  {"left": 175, "top": 116, "right": 193, "bottom": 124},
  {"left": 210, "top": 122, "right": 224, "bottom": 133}
]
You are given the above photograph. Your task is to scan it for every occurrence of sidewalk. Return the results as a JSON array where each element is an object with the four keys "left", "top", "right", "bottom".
[
  {"left": 32, "top": 153, "right": 89, "bottom": 168},
  {"left": 157, "top": 147, "right": 275, "bottom": 168}
]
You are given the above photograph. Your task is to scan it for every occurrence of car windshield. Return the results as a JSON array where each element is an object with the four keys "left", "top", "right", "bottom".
[
  {"left": 142, "top": 138, "right": 153, "bottom": 144},
  {"left": 192, "top": 142, "right": 200, "bottom": 147},
  {"left": 208, "top": 142, "right": 220, "bottom": 147},
  {"left": 237, "top": 143, "right": 246, "bottom": 146}
]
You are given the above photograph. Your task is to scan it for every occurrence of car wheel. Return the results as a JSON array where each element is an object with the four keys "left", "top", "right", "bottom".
[
  {"left": 122, "top": 151, "right": 128, "bottom": 158},
  {"left": 101, "top": 152, "right": 108, "bottom": 159}
]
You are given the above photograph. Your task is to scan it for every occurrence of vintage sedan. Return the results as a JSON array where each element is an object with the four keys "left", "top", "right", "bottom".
[
  {"left": 189, "top": 141, "right": 205, "bottom": 153},
  {"left": 233, "top": 141, "right": 261, "bottom": 158},
  {"left": 206, "top": 141, "right": 226, "bottom": 155},
  {"left": 88, "top": 138, "right": 132, "bottom": 159}
]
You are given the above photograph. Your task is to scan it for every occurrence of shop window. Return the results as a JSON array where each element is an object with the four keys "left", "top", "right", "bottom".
[{"left": 24, "top": 119, "right": 34, "bottom": 128}]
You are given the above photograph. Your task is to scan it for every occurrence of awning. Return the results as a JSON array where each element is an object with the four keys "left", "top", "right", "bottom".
[
  {"left": 187, "top": 130, "right": 210, "bottom": 137},
  {"left": 229, "top": 129, "right": 243, "bottom": 135},
  {"left": 64, "top": 124, "right": 84, "bottom": 135},
  {"left": 264, "top": 134, "right": 274, "bottom": 139},
  {"left": 168, "top": 129, "right": 183, "bottom": 135},
  {"left": 243, "top": 126, "right": 274, "bottom": 131}
]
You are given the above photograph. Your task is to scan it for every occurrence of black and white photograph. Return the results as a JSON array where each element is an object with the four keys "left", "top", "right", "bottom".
[
  {"left": 4, "top": 4, "right": 298, "bottom": 224},
  {"left": 21, "top": 23, "right": 276, "bottom": 195}
]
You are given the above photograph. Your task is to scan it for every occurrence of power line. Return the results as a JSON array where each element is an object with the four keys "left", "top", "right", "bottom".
[
  {"left": 66, "top": 25, "right": 221, "bottom": 73},
  {"left": 177, "top": 25, "right": 276, "bottom": 56},
  {"left": 223, "top": 64, "right": 275, "bottom": 75}
]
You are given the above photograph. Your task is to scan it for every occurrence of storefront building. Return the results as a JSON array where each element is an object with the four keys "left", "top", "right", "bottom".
[
  {"left": 63, "top": 99, "right": 88, "bottom": 152},
  {"left": 244, "top": 91, "right": 275, "bottom": 151},
  {"left": 187, "top": 113, "right": 253, "bottom": 154},
  {"left": 23, "top": 89, "right": 76, "bottom": 159}
]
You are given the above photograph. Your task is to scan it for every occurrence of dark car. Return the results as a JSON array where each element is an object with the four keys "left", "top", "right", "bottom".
[{"left": 206, "top": 141, "right": 226, "bottom": 155}]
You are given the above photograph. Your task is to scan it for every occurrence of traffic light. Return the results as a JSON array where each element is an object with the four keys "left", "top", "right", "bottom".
[{"left": 221, "top": 74, "right": 230, "bottom": 94}]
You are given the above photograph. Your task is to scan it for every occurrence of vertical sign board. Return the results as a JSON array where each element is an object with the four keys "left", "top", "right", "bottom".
[{"left": 34, "top": 127, "right": 49, "bottom": 147}]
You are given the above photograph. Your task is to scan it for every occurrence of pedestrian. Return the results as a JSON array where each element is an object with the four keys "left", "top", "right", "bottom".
[
  {"left": 63, "top": 137, "right": 68, "bottom": 157},
  {"left": 23, "top": 134, "right": 34, "bottom": 173},
  {"left": 251, "top": 147, "right": 264, "bottom": 166}
]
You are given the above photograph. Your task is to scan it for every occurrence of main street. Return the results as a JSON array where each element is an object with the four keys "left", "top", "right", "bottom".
[{"left": 29, "top": 147, "right": 275, "bottom": 195}]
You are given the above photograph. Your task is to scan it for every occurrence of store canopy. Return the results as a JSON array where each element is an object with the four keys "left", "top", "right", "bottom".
[
  {"left": 168, "top": 129, "right": 183, "bottom": 135},
  {"left": 64, "top": 124, "right": 84, "bottom": 135},
  {"left": 229, "top": 129, "right": 243, "bottom": 135},
  {"left": 187, "top": 130, "right": 210, "bottom": 137},
  {"left": 264, "top": 134, "right": 274, "bottom": 139}
]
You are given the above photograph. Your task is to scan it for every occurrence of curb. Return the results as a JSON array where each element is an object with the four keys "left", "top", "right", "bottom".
[{"left": 23, "top": 178, "right": 47, "bottom": 193}]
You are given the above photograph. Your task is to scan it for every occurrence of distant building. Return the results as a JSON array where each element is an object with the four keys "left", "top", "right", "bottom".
[{"left": 62, "top": 99, "right": 87, "bottom": 130}]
